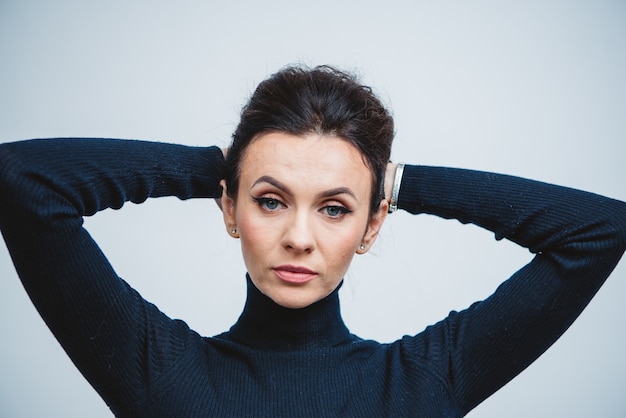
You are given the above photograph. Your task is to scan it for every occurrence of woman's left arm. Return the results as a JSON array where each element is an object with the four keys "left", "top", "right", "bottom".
[{"left": 391, "top": 164, "right": 626, "bottom": 414}]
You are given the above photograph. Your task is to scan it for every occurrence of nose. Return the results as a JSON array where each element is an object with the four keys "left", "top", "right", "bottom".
[{"left": 282, "top": 210, "right": 315, "bottom": 253}]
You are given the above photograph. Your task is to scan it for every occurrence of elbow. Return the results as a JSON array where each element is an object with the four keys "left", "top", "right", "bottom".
[
  {"left": 0, "top": 142, "right": 26, "bottom": 206},
  {"left": 603, "top": 198, "right": 626, "bottom": 252},
  {"left": 0, "top": 140, "right": 68, "bottom": 223}
]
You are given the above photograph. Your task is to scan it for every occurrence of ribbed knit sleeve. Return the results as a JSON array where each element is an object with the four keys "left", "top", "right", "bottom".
[
  {"left": 396, "top": 165, "right": 626, "bottom": 415},
  {"left": 0, "top": 138, "right": 225, "bottom": 414}
]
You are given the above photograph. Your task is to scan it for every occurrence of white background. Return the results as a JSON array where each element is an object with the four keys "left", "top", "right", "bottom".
[{"left": 1, "top": 1, "right": 625, "bottom": 416}]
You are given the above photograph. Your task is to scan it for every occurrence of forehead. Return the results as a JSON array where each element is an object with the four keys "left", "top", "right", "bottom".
[{"left": 239, "top": 132, "right": 373, "bottom": 197}]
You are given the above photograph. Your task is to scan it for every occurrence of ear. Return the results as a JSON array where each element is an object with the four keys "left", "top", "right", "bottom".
[
  {"left": 220, "top": 180, "right": 239, "bottom": 238},
  {"left": 357, "top": 199, "right": 388, "bottom": 254}
]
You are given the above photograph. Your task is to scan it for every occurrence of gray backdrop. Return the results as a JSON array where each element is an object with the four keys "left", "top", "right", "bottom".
[{"left": 1, "top": 1, "right": 625, "bottom": 417}]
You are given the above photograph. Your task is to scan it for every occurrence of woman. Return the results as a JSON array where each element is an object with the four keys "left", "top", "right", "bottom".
[{"left": 0, "top": 65, "right": 624, "bottom": 417}]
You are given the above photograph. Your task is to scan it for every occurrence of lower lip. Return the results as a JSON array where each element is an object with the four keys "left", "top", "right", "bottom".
[{"left": 273, "top": 269, "right": 317, "bottom": 284}]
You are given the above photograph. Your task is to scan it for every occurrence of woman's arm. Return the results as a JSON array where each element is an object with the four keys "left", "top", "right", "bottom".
[
  {"left": 393, "top": 164, "right": 626, "bottom": 414},
  {"left": 0, "top": 138, "right": 225, "bottom": 412}
]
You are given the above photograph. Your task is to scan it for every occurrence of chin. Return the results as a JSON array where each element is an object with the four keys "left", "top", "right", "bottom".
[
  {"left": 264, "top": 286, "right": 326, "bottom": 309},
  {"left": 270, "top": 291, "right": 318, "bottom": 309}
]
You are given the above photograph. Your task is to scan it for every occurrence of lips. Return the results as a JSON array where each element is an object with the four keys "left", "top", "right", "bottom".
[{"left": 273, "top": 265, "right": 318, "bottom": 284}]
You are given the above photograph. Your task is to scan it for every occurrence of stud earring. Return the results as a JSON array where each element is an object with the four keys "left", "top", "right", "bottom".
[
  {"left": 230, "top": 227, "right": 237, "bottom": 235},
  {"left": 359, "top": 244, "right": 366, "bottom": 251}
]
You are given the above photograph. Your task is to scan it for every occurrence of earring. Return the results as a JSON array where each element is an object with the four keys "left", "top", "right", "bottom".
[
  {"left": 230, "top": 227, "right": 237, "bottom": 235},
  {"left": 359, "top": 244, "right": 366, "bottom": 251}
]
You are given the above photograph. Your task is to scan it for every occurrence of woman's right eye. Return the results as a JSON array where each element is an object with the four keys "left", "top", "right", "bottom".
[{"left": 253, "top": 197, "right": 284, "bottom": 211}]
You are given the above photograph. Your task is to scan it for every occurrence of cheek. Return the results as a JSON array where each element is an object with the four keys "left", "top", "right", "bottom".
[
  {"left": 321, "top": 223, "right": 364, "bottom": 263},
  {"left": 237, "top": 212, "right": 277, "bottom": 259}
]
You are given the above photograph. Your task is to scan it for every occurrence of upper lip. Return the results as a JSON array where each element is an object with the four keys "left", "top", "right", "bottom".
[{"left": 273, "top": 264, "right": 317, "bottom": 274}]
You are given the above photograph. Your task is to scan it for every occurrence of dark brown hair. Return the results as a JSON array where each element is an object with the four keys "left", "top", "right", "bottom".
[{"left": 225, "top": 65, "right": 394, "bottom": 214}]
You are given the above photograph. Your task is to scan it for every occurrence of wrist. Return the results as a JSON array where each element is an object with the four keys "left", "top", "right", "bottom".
[
  {"left": 387, "top": 162, "right": 405, "bottom": 213},
  {"left": 384, "top": 162, "right": 397, "bottom": 202}
]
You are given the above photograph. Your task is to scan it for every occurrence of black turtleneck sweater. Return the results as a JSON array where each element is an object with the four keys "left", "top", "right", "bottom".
[{"left": 0, "top": 138, "right": 624, "bottom": 417}]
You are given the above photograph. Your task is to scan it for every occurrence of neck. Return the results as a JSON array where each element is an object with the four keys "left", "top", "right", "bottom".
[{"left": 227, "top": 275, "right": 353, "bottom": 351}]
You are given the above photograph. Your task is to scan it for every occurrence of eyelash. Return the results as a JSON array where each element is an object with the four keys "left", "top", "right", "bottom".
[
  {"left": 252, "top": 196, "right": 285, "bottom": 212},
  {"left": 322, "top": 205, "right": 352, "bottom": 218},
  {"left": 251, "top": 196, "right": 352, "bottom": 219}
]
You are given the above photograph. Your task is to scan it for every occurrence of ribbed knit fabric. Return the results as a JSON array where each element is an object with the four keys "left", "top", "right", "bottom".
[{"left": 1, "top": 138, "right": 625, "bottom": 417}]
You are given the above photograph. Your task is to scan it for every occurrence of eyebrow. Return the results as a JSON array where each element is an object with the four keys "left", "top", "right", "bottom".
[
  {"left": 318, "top": 187, "right": 356, "bottom": 200},
  {"left": 252, "top": 176, "right": 357, "bottom": 200}
]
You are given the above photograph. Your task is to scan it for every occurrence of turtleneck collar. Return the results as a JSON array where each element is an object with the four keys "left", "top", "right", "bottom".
[{"left": 226, "top": 275, "right": 354, "bottom": 351}]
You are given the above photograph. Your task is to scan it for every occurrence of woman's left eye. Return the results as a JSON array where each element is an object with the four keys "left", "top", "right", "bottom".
[{"left": 323, "top": 205, "right": 351, "bottom": 218}]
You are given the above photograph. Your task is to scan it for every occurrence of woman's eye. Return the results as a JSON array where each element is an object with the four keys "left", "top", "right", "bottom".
[
  {"left": 323, "top": 205, "right": 350, "bottom": 218},
  {"left": 254, "top": 197, "right": 284, "bottom": 211}
]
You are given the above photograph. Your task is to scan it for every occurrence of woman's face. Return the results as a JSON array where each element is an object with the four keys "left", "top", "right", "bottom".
[{"left": 222, "top": 132, "right": 387, "bottom": 309}]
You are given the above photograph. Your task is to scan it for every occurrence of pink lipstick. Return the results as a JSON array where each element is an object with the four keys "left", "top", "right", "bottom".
[{"left": 273, "top": 265, "right": 317, "bottom": 284}]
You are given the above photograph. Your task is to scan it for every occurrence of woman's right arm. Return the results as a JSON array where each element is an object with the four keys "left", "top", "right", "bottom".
[{"left": 0, "top": 138, "right": 225, "bottom": 411}]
